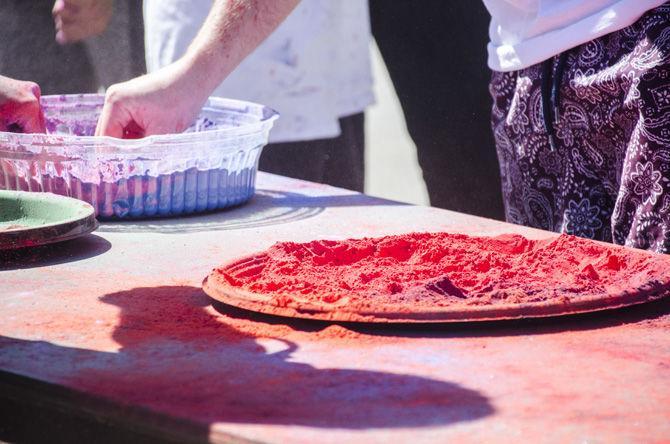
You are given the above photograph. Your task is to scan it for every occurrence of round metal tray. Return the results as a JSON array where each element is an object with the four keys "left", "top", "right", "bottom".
[{"left": 203, "top": 245, "right": 670, "bottom": 323}]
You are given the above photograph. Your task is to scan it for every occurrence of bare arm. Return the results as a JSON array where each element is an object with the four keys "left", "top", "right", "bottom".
[
  {"left": 185, "top": 0, "right": 300, "bottom": 94},
  {"left": 95, "top": 0, "right": 300, "bottom": 138}
]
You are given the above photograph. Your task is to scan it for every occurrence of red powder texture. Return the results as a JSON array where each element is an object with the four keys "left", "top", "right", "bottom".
[{"left": 213, "top": 232, "right": 670, "bottom": 309}]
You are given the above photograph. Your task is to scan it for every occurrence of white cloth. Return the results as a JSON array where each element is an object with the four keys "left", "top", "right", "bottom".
[
  {"left": 483, "top": 0, "right": 667, "bottom": 71},
  {"left": 144, "top": 0, "right": 374, "bottom": 143}
]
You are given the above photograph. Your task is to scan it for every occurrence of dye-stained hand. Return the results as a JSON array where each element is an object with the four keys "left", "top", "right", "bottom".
[
  {"left": 95, "top": 60, "right": 208, "bottom": 139},
  {"left": 0, "top": 76, "right": 46, "bottom": 134},
  {"left": 52, "top": 0, "right": 114, "bottom": 44}
]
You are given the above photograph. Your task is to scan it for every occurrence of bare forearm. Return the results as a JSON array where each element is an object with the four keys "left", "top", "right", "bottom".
[
  {"left": 95, "top": 0, "right": 300, "bottom": 137},
  {"left": 182, "top": 0, "right": 300, "bottom": 99}
]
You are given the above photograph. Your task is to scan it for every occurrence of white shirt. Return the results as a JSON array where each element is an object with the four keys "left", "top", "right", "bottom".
[
  {"left": 484, "top": 0, "right": 667, "bottom": 71},
  {"left": 144, "top": 0, "right": 374, "bottom": 143}
]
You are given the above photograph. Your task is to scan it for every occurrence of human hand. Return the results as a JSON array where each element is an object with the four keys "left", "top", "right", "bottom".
[
  {"left": 96, "top": 0, "right": 300, "bottom": 139},
  {"left": 0, "top": 76, "right": 46, "bottom": 134},
  {"left": 95, "top": 60, "right": 209, "bottom": 139},
  {"left": 52, "top": 0, "right": 113, "bottom": 44}
]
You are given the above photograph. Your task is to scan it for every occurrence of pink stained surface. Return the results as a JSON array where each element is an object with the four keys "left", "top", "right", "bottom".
[
  {"left": 212, "top": 232, "right": 670, "bottom": 310},
  {"left": 3, "top": 172, "right": 670, "bottom": 442}
]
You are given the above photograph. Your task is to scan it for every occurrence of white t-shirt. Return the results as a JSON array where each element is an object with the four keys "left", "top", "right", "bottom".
[
  {"left": 484, "top": 0, "right": 667, "bottom": 71},
  {"left": 144, "top": 0, "right": 374, "bottom": 143}
]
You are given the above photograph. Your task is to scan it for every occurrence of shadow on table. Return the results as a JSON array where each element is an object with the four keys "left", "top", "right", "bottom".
[
  {"left": 213, "top": 296, "right": 670, "bottom": 339},
  {"left": 0, "top": 234, "right": 111, "bottom": 271},
  {"left": 0, "top": 286, "right": 493, "bottom": 443},
  {"left": 97, "top": 189, "right": 407, "bottom": 234}
]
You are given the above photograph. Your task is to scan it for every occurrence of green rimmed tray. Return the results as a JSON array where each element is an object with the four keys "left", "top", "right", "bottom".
[{"left": 0, "top": 190, "right": 97, "bottom": 250}]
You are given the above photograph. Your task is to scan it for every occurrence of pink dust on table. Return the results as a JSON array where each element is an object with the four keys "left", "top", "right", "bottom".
[{"left": 213, "top": 232, "right": 670, "bottom": 310}]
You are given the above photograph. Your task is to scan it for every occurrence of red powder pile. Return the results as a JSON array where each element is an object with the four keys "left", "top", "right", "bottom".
[{"left": 212, "top": 232, "right": 670, "bottom": 310}]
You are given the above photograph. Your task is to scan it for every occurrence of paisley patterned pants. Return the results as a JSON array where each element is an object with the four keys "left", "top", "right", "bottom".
[{"left": 490, "top": 4, "right": 670, "bottom": 254}]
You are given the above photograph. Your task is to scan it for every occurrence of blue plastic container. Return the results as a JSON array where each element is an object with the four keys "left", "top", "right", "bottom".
[{"left": 0, "top": 94, "right": 278, "bottom": 219}]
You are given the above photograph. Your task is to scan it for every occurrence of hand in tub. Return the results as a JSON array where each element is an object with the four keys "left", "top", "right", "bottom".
[{"left": 0, "top": 75, "right": 46, "bottom": 134}]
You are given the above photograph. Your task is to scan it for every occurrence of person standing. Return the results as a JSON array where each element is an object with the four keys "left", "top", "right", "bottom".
[
  {"left": 370, "top": 0, "right": 505, "bottom": 219},
  {"left": 0, "top": 0, "right": 145, "bottom": 96},
  {"left": 0, "top": 0, "right": 98, "bottom": 95},
  {"left": 141, "top": 0, "right": 374, "bottom": 192},
  {"left": 486, "top": 0, "right": 670, "bottom": 252}
]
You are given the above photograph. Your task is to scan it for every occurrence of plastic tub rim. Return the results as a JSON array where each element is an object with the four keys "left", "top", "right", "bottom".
[{"left": 0, "top": 94, "right": 279, "bottom": 147}]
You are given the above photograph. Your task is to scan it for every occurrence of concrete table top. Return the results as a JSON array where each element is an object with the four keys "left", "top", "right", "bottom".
[{"left": 1, "top": 173, "right": 669, "bottom": 443}]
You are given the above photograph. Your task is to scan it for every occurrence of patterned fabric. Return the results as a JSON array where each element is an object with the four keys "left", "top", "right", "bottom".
[{"left": 490, "top": 3, "right": 670, "bottom": 254}]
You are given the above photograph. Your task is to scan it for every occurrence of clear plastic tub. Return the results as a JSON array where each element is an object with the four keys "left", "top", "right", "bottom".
[{"left": 0, "top": 94, "right": 278, "bottom": 219}]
